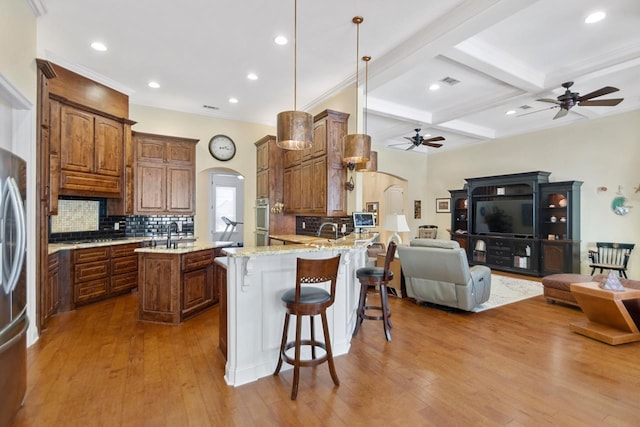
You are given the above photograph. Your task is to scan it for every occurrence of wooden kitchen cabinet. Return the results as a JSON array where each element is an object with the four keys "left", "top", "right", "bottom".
[
  {"left": 215, "top": 257, "right": 228, "bottom": 360},
  {"left": 41, "top": 253, "right": 60, "bottom": 330},
  {"left": 283, "top": 109, "right": 348, "bottom": 216},
  {"left": 110, "top": 243, "right": 139, "bottom": 294},
  {"left": 56, "top": 103, "right": 124, "bottom": 197},
  {"left": 73, "top": 247, "right": 110, "bottom": 306},
  {"left": 138, "top": 248, "right": 220, "bottom": 324},
  {"left": 134, "top": 132, "right": 199, "bottom": 215}
]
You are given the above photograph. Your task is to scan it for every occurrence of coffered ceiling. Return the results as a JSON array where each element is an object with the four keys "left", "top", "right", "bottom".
[{"left": 37, "top": 0, "right": 640, "bottom": 153}]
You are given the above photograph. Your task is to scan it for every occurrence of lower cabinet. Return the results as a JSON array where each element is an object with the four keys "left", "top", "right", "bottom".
[
  {"left": 138, "top": 248, "right": 218, "bottom": 324},
  {"left": 71, "top": 243, "right": 139, "bottom": 308},
  {"left": 215, "top": 257, "right": 228, "bottom": 360},
  {"left": 540, "top": 240, "right": 580, "bottom": 275},
  {"left": 42, "top": 253, "right": 60, "bottom": 329}
]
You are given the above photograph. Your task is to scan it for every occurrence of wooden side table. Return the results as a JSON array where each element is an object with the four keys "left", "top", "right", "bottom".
[
  {"left": 569, "top": 282, "right": 640, "bottom": 345},
  {"left": 376, "top": 254, "right": 404, "bottom": 297}
]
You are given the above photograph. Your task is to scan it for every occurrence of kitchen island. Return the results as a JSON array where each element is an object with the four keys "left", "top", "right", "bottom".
[
  {"left": 221, "top": 234, "right": 376, "bottom": 386},
  {"left": 136, "top": 241, "right": 234, "bottom": 324}
]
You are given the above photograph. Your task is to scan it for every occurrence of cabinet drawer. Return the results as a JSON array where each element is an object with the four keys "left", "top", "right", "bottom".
[
  {"left": 111, "top": 255, "right": 138, "bottom": 275},
  {"left": 111, "top": 271, "right": 138, "bottom": 294},
  {"left": 75, "top": 247, "right": 110, "bottom": 263},
  {"left": 487, "top": 255, "right": 511, "bottom": 267},
  {"left": 487, "top": 238, "right": 510, "bottom": 248},
  {"left": 75, "top": 260, "right": 110, "bottom": 282},
  {"left": 489, "top": 247, "right": 511, "bottom": 257},
  {"left": 111, "top": 243, "right": 139, "bottom": 258},
  {"left": 75, "top": 278, "right": 109, "bottom": 304},
  {"left": 182, "top": 249, "right": 214, "bottom": 271}
]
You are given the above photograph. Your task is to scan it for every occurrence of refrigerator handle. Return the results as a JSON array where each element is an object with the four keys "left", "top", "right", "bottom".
[{"left": 2, "top": 177, "right": 26, "bottom": 295}]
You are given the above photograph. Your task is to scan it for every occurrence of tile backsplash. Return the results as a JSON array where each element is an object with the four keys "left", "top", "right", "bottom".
[{"left": 50, "top": 199, "right": 99, "bottom": 233}]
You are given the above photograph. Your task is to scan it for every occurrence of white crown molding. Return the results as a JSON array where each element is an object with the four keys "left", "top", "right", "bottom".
[{"left": 26, "top": 0, "right": 47, "bottom": 17}]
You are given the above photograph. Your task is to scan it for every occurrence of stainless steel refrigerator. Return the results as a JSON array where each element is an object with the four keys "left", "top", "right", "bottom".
[{"left": 0, "top": 147, "right": 28, "bottom": 427}]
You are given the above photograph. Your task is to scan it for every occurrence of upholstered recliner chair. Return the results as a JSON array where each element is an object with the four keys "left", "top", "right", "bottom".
[{"left": 397, "top": 239, "right": 491, "bottom": 311}]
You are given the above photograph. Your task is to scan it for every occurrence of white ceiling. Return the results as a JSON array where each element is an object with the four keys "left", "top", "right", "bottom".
[{"left": 37, "top": 0, "right": 640, "bottom": 154}]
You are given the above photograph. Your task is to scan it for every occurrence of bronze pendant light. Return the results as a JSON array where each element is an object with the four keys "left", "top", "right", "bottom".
[
  {"left": 276, "top": 0, "right": 313, "bottom": 150},
  {"left": 355, "top": 55, "right": 377, "bottom": 172},
  {"left": 343, "top": 16, "right": 371, "bottom": 166}
]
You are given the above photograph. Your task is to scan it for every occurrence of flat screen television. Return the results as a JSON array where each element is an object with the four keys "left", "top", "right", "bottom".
[
  {"left": 474, "top": 199, "right": 534, "bottom": 236},
  {"left": 352, "top": 212, "right": 376, "bottom": 230}
]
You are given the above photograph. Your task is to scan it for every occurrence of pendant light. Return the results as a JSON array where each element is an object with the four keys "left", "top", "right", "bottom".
[
  {"left": 343, "top": 16, "right": 371, "bottom": 166},
  {"left": 355, "top": 55, "right": 377, "bottom": 172},
  {"left": 276, "top": 0, "right": 313, "bottom": 150}
]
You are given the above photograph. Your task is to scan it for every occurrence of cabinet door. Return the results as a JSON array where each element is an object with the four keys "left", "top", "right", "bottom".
[
  {"left": 283, "top": 149, "right": 301, "bottom": 168},
  {"left": 311, "top": 157, "right": 327, "bottom": 213},
  {"left": 256, "top": 169, "right": 269, "bottom": 199},
  {"left": 94, "top": 115, "right": 123, "bottom": 176},
  {"left": 256, "top": 142, "right": 268, "bottom": 171},
  {"left": 167, "top": 165, "right": 194, "bottom": 213},
  {"left": 283, "top": 166, "right": 301, "bottom": 213},
  {"left": 182, "top": 266, "right": 214, "bottom": 319},
  {"left": 136, "top": 139, "right": 166, "bottom": 163},
  {"left": 541, "top": 242, "right": 569, "bottom": 275},
  {"left": 60, "top": 105, "right": 94, "bottom": 172},
  {"left": 167, "top": 141, "right": 195, "bottom": 165},
  {"left": 300, "top": 161, "right": 314, "bottom": 212},
  {"left": 312, "top": 119, "right": 327, "bottom": 158},
  {"left": 136, "top": 163, "right": 167, "bottom": 213}
]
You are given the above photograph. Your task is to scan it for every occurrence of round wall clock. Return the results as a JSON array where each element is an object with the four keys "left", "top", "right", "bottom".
[{"left": 208, "top": 134, "right": 236, "bottom": 161}]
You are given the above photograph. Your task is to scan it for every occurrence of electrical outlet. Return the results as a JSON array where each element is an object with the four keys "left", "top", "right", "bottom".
[
  {"left": 114, "top": 222, "right": 119, "bottom": 230},
  {"left": 177, "top": 222, "right": 182, "bottom": 232},
  {"left": 302, "top": 222, "right": 306, "bottom": 229}
]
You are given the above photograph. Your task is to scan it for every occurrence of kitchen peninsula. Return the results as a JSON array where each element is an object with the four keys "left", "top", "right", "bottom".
[
  {"left": 136, "top": 241, "right": 233, "bottom": 324},
  {"left": 221, "top": 234, "right": 376, "bottom": 386}
]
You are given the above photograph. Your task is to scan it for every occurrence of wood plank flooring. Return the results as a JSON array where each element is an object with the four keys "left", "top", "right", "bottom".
[{"left": 12, "top": 281, "right": 640, "bottom": 426}]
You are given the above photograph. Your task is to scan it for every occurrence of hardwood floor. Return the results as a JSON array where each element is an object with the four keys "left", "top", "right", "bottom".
[{"left": 13, "top": 284, "right": 640, "bottom": 426}]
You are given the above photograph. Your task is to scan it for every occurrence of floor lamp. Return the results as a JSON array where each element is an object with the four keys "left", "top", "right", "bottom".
[{"left": 384, "top": 213, "right": 410, "bottom": 245}]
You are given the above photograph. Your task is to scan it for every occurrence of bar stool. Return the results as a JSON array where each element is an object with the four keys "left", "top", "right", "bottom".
[
  {"left": 353, "top": 241, "right": 397, "bottom": 341},
  {"left": 273, "top": 255, "right": 341, "bottom": 400}
]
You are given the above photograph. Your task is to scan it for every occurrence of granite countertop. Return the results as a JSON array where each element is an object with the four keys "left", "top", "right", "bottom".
[
  {"left": 224, "top": 233, "right": 378, "bottom": 257},
  {"left": 135, "top": 241, "right": 234, "bottom": 255},
  {"left": 48, "top": 237, "right": 233, "bottom": 255}
]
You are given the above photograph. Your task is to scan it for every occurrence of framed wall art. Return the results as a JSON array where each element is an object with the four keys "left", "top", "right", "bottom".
[{"left": 436, "top": 198, "right": 450, "bottom": 213}]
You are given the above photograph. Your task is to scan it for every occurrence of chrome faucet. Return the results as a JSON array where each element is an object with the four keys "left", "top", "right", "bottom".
[
  {"left": 167, "top": 221, "right": 179, "bottom": 248},
  {"left": 317, "top": 222, "right": 339, "bottom": 240}
]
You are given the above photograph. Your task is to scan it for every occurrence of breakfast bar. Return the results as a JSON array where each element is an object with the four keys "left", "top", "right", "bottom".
[{"left": 221, "top": 235, "right": 375, "bottom": 386}]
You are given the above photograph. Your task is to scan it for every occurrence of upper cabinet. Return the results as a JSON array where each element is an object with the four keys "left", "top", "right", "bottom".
[
  {"left": 283, "top": 109, "right": 349, "bottom": 216},
  {"left": 134, "top": 132, "right": 198, "bottom": 215}
]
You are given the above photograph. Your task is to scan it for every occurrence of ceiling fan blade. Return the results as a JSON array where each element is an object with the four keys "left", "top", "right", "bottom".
[
  {"left": 537, "top": 98, "right": 562, "bottom": 105},
  {"left": 423, "top": 142, "right": 443, "bottom": 148},
  {"left": 578, "top": 86, "right": 619, "bottom": 101},
  {"left": 405, "top": 144, "right": 416, "bottom": 151},
  {"left": 579, "top": 98, "right": 623, "bottom": 107},
  {"left": 553, "top": 108, "right": 569, "bottom": 120},
  {"left": 517, "top": 106, "right": 558, "bottom": 117},
  {"left": 421, "top": 136, "right": 445, "bottom": 143},
  {"left": 403, "top": 136, "right": 415, "bottom": 142},
  {"left": 389, "top": 142, "right": 410, "bottom": 147}
]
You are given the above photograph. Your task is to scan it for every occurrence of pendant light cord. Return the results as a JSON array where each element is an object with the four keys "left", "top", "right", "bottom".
[
  {"left": 354, "top": 18, "right": 360, "bottom": 133},
  {"left": 293, "top": 0, "right": 298, "bottom": 110}
]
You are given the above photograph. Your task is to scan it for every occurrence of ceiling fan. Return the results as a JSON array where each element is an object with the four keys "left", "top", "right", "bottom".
[
  {"left": 534, "top": 81, "right": 624, "bottom": 120},
  {"left": 390, "top": 128, "right": 445, "bottom": 151}
]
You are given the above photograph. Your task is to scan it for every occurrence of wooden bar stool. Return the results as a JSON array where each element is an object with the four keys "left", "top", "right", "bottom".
[
  {"left": 353, "top": 241, "right": 397, "bottom": 341},
  {"left": 273, "top": 255, "right": 341, "bottom": 400}
]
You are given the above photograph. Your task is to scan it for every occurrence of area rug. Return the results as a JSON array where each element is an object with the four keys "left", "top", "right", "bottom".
[{"left": 471, "top": 274, "right": 543, "bottom": 312}]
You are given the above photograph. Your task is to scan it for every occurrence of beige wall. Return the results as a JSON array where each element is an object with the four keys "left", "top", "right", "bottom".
[
  {"left": 0, "top": 0, "right": 37, "bottom": 102},
  {"left": 425, "top": 110, "right": 640, "bottom": 277}
]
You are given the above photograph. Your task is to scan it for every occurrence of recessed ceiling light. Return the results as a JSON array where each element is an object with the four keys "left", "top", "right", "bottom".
[
  {"left": 505, "top": 110, "right": 516, "bottom": 115},
  {"left": 429, "top": 84, "right": 440, "bottom": 91},
  {"left": 91, "top": 42, "right": 107, "bottom": 51},
  {"left": 274, "top": 35, "right": 288, "bottom": 45},
  {"left": 247, "top": 73, "right": 258, "bottom": 81},
  {"left": 148, "top": 81, "right": 160, "bottom": 89},
  {"left": 585, "top": 11, "right": 606, "bottom": 24},
  {"left": 229, "top": 97, "right": 239, "bottom": 104}
]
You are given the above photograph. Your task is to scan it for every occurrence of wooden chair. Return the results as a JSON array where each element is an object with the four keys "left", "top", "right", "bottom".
[
  {"left": 589, "top": 242, "right": 635, "bottom": 278},
  {"left": 273, "top": 255, "right": 341, "bottom": 400},
  {"left": 353, "top": 241, "right": 397, "bottom": 341},
  {"left": 418, "top": 225, "right": 438, "bottom": 239}
]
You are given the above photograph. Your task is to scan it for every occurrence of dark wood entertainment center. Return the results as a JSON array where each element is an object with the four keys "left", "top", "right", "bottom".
[{"left": 449, "top": 171, "right": 582, "bottom": 276}]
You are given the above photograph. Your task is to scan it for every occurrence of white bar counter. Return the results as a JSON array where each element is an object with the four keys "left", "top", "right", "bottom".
[{"left": 221, "top": 234, "right": 376, "bottom": 386}]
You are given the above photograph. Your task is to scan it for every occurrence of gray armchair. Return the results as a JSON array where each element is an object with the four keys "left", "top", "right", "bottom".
[{"left": 397, "top": 239, "right": 491, "bottom": 311}]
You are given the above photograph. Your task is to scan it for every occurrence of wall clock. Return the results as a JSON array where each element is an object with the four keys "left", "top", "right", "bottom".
[{"left": 208, "top": 134, "right": 236, "bottom": 161}]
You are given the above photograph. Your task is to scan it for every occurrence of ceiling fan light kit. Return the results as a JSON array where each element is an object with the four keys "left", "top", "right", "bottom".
[
  {"left": 343, "top": 16, "right": 371, "bottom": 166},
  {"left": 276, "top": 0, "right": 313, "bottom": 150}
]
